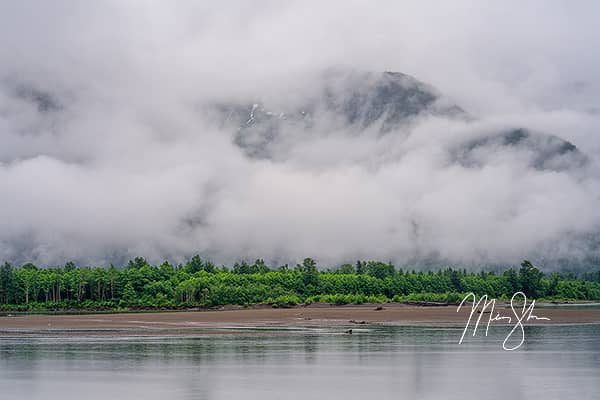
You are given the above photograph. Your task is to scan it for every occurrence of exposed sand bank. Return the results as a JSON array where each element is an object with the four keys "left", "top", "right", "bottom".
[{"left": 1, "top": 303, "right": 599, "bottom": 337}]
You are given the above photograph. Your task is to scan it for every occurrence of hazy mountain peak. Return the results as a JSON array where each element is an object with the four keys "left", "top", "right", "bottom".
[
  {"left": 218, "top": 69, "right": 466, "bottom": 158},
  {"left": 216, "top": 70, "right": 584, "bottom": 175}
]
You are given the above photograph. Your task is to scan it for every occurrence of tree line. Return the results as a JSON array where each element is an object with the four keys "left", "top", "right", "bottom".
[{"left": 0, "top": 257, "right": 599, "bottom": 311}]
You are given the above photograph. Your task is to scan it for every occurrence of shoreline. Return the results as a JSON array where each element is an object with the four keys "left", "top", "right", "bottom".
[{"left": 1, "top": 303, "right": 600, "bottom": 337}]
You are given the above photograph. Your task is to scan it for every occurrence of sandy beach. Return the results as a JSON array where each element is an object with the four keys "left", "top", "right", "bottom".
[{"left": 1, "top": 303, "right": 599, "bottom": 336}]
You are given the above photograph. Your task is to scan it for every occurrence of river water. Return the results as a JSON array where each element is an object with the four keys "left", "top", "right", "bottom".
[{"left": 1, "top": 324, "right": 599, "bottom": 399}]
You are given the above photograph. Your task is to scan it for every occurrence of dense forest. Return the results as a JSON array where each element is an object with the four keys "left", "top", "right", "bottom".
[{"left": 1, "top": 257, "right": 600, "bottom": 311}]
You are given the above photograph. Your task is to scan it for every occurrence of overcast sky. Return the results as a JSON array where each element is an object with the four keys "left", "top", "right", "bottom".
[{"left": 1, "top": 1, "right": 600, "bottom": 269}]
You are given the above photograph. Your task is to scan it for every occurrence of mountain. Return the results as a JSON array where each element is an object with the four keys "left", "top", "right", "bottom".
[
  {"left": 217, "top": 70, "right": 464, "bottom": 158},
  {"left": 455, "top": 128, "right": 587, "bottom": 172},
  {"left": 215, "top": 69, "right": 586, "bottom": 172}
]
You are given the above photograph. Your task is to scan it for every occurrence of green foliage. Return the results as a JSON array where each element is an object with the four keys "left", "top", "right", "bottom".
[
  {"left": 0, "top": 262, "right": 16, "bottom": 304},
  {"left": 306, "top": 293, "right": 388, "bottom": 305},
  {"left": 337, "top": 264, "right": 355, "bottom": 274},
  {"left": 120, "top": 282, "right": 137, "bottom": 305},
  {"left": 265, "top": 294, "right": 302, "bottom": 308},
  {"left": 364, "top": 261, "right": 395, "bottom": 279},
  {"left": 519, "top": 260, "right": 543, "bottom": 298},
  {"left": 0, "top": 258, "right": 598, "bottom": 311},
  {"left": 392, "top": 292, "right": 466, "bottom": 304}
]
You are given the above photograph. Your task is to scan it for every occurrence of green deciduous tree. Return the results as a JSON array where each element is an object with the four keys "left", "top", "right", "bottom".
[{"left": 519, "top": 260, "right": 543, "bottom": 298}]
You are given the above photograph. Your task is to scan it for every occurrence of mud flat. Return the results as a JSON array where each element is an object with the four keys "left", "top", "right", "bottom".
[{"left": 1, "top": 303, "right": 599, "bottom": 336}]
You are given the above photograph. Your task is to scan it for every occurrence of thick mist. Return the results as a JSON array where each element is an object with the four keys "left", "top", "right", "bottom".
[{"left": 1, "top": 1, "right": 600, "bottom": 270}]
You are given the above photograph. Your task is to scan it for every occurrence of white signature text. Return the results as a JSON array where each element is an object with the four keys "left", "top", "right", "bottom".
[{"left": 457, "top": 292, "right": 550, "bottom": 350}]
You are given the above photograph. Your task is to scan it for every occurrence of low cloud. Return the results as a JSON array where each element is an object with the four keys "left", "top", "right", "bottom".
[{"left": 1, "top": 1, "right": 600, "bottom": 270}]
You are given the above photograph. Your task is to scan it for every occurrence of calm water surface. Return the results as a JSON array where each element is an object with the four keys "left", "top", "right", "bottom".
[{"left": 1, "top": 324, "right": 599, "bottom": 400}]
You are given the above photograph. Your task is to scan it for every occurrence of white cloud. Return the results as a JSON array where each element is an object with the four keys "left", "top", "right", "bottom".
[{"left": 1, "top": 1, "right": 600, "bottom": 269}]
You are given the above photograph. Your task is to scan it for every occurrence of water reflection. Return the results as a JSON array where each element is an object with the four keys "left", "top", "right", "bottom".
[{"left": 1, "top": 324, "right": 599, "bottom": 399}]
